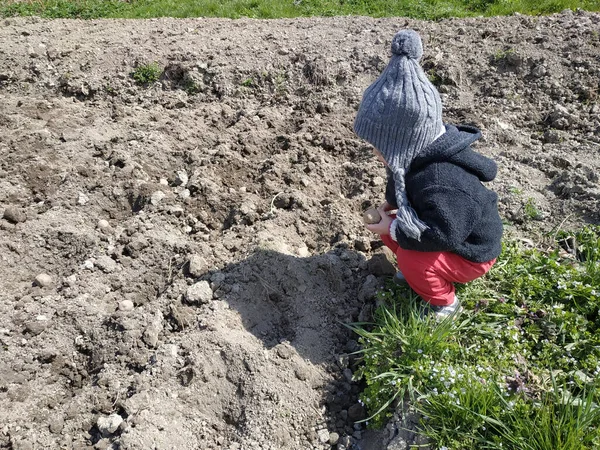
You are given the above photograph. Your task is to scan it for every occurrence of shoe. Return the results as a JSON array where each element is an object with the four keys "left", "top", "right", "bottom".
[
  {"left": 392, "top": 271, "right": 408, "bottom": 285},
  {"left": 424, "top": 296, "right": 462, "bottom": 320}
]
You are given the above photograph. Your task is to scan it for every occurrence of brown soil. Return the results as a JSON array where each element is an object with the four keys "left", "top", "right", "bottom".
[{"left": 0, "top": 10, "right": 599, "bottom": 450}]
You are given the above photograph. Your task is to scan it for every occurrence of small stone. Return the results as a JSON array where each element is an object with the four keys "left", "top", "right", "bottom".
[
  {"left": 294, "top": 364, "right": 311, "bottom": 381},
  {"left": 34, "top": 273, "right": 53, "bottom": 287},
  {"left": 25, "top": 319, "right": 49, "bottom": 335},
  {"left": 274, "top": 343, "right": 294, "bottom": 359},
  {"left": 142, "top": 311, "right": 163, "bottom": 348},
  {"left": 159, "top": 178, "right": 169, "bottom": 186},
  {"left": 49, "top": 416, "right": 65, "bottom": 434},
  {"left": 119, "top": 300, "right": 134, "bottom": 311},
  {"left": 77, "top": 192, "right": 89, "bottom": 205},
  {"left": 3, "top": 207, "right": 27, "bottom": 224},
  {"left": 150, "top": 191, "right": 165, "bottom": 205},
  {"left": 82, "top": 260, "right": 94, "bottom": 270},
  {"left": 371, "top": 176, "right": 385, "bottom": 186},
  {"left": 179, "top": 189, "right": 190, "bottom": 200},
  {"left": 173, "top": 170, "right": 189, "bottom": 187},
  {"left": 317, "top": 429, "right": 330, "bottom": 444},
  {"left": 363, "top": 208, "right": 381, "bottom": 225},
  {"left": 297, "top": 245, "right": 310, "bottom": 258},
  {"left": 96, "top": 413, "right": 123, "bottom": 436},
  {"left": 347, "top": 403, "right": 366, "bottom": 422},
  {"left": 97, "top": 219, "right": 109, "bottom": 229},
  {"left": 95, "top": 255, "right": 117, "bottom": 273},
  {"left": 188, "top": 254, "right": 208, "bottom": 277},
  {"left": 185, "top": 281, "right": 213, "bottom": 304},
  {"left": 329, "top": 432, "right": 340, "bottom": 445},
  {"left": 143, "top": 327, "right": 160, "bottom": 348}
]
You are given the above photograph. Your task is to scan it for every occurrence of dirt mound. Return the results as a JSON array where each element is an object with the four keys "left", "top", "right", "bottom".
[{"left": 1, "top": 11, "right": 599, "bottom": 450}]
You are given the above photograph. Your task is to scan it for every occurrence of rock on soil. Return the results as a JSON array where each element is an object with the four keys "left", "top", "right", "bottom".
[{"left": 0, "top": 11, "right": 599, "bottom": 450}]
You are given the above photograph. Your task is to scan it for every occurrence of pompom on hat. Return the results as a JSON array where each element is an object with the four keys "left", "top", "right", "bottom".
[{"left": 354, "top": 29, "right": 443, "bottom": 240}]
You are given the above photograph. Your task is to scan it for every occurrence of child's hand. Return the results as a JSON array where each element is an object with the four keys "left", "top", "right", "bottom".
[
  {"left": 365, "top": 205, "right": 394, "bottom": 235},
  {"left": 381, "top": 201, "right": 395, "bottom": 212}
]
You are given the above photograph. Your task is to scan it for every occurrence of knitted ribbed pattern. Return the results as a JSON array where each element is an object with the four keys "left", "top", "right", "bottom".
[{"left": 353, "top": 29, "right": 443, "bottom": 240}]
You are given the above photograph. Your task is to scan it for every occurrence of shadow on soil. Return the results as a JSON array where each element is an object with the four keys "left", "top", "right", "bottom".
[{"left": 215, "top": 247, "right": 388, "bottom": 449}]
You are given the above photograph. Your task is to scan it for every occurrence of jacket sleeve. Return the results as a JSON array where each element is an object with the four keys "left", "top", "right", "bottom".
[
  {"left": 392, "top": 185, "right": 481, "bottom": 252},
  {"left": 385, "top": 168, "right": 398, "bottom": 208}
]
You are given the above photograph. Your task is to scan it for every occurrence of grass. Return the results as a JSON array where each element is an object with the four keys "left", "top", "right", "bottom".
[
  {"left": 131, "top": 62, "right": 161, "bottom": 85},
  {"left": 1, "top": 0, "right": 599, "bottom": 20},
  {"left": 348, "top": 225, "right": 600, "bottom": 449}
]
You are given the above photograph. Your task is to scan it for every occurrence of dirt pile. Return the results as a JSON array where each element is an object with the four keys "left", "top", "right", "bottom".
[{"left": 0, "top": 11, "right": 599, "bottom": 450}]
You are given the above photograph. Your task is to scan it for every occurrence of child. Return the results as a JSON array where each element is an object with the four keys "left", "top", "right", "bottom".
[{"left": 353, "top": 29, "right": 503, "bottom": 318}]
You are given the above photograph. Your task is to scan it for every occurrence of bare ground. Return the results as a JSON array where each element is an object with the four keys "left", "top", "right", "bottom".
[{"left": 0, "top": 11, "right": 599, "bottom": 450}]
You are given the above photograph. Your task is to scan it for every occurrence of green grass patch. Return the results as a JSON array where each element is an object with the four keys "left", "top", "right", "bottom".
[
  {"left": 1, "top": 0, "right": 599, "bottom": 20},
  {"left": 349, "top": 225, "right": 600, "bottom": 449},
  {"left": 131, "top": 62, "right": 161, "bottom": 85}
]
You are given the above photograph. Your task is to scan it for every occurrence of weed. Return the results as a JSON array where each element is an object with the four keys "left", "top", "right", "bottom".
[
  {"left": 183, "top": 79, "right": 202, "bottom": 95},
  {"left": 492, "top": 47, "right": 519, "bottom": 66},
  {"left": 132, "top": 62, "right": 161, "bottom": 85},
  {"left": 427, "top": 68, "right": 443, "bottom": 87},
  {"left": 524, "top": 197, "right": 542, "bottom": 220},
  {"left": 509, "top": 186, "right": 523, "bottom": 195}
]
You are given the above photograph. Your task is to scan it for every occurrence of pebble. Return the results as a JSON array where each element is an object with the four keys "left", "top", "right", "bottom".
[
  {"left": 174, "top": 170, "right": 189, "bottom": 186},
  {"left": 142, "top": 311, "right": 164, "bottom": 348},
  {"left": 82, "top": 260, "right": 94, "bottom": 270},
  {"left": 347, "top": 403, "right": 366, "bottom": 422},
  {"left": 371, "top": 176, "right": 385, "bottom": 186},
  {"left": 294, "top": 364, "right": 311, "bottom": 381},
  {"left": 150, "top": 191, "right": 165, "bottom": 205},
  {"left": 3, "top": 207, "right": 27, "bottom": 224},
  {"left": 48, "top": 416, "right": 65, "bottom": 434},
  {"left": 97, "top": 219, "right": 110, "bottom": 229},
  {"left": 77, "top": 192, "right": 89, "bottom": 205},
  {"left": 25, "top": 319, "right": 49, "bottom": 335},
  {"left": 188, "top": 254, "right": 208, "bottom": 277},
  {"left": 95, "top": 255, "right": 117, "bottom": 273},
  {"left": 96, "top": 413, "right": 123, "bottom": 436},
  {"left": 317, "top": 429, "right": 330, "bottom": 444},
  {"left": 119, "top": 300, "right": 134, "bottom": 311},
  {"left": 34, "top": 273, "right": 53, "bottom": 287},
  {"left": 274, "top": 343, "right": 294, "bottom": 359},
  {"left": 185, "top": 281, "right": 213, "bottom": 304},
  {"left": 329, "top": 432, "right": 340, "bottom": 445}
]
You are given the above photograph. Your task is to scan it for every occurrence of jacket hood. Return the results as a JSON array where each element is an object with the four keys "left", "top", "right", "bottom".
[{"left": 411, "top": 124, "right": 497, "bottom": 182}]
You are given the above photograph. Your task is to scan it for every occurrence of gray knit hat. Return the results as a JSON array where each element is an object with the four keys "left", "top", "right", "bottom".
[{"left": 354, "top": 29, "right": 443, "bottom": 240}]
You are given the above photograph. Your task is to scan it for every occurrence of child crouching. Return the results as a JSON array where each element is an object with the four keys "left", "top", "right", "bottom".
[{"left": 353, "top": 29, "right": 503, "bottom": 318}]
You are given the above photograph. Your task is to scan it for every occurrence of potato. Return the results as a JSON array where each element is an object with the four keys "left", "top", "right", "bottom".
[{"left": 363, "top": 208, "right": 381, "bottom": 224}]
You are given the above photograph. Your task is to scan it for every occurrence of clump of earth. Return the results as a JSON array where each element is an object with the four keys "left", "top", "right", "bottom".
[{"left": 0, "top": 10, "right": 599, "bottom": 450}]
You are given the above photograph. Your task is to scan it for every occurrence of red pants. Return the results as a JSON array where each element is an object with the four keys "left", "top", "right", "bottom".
[{"left": 381, "top": 234, "right": 496, "bottom": 306}]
